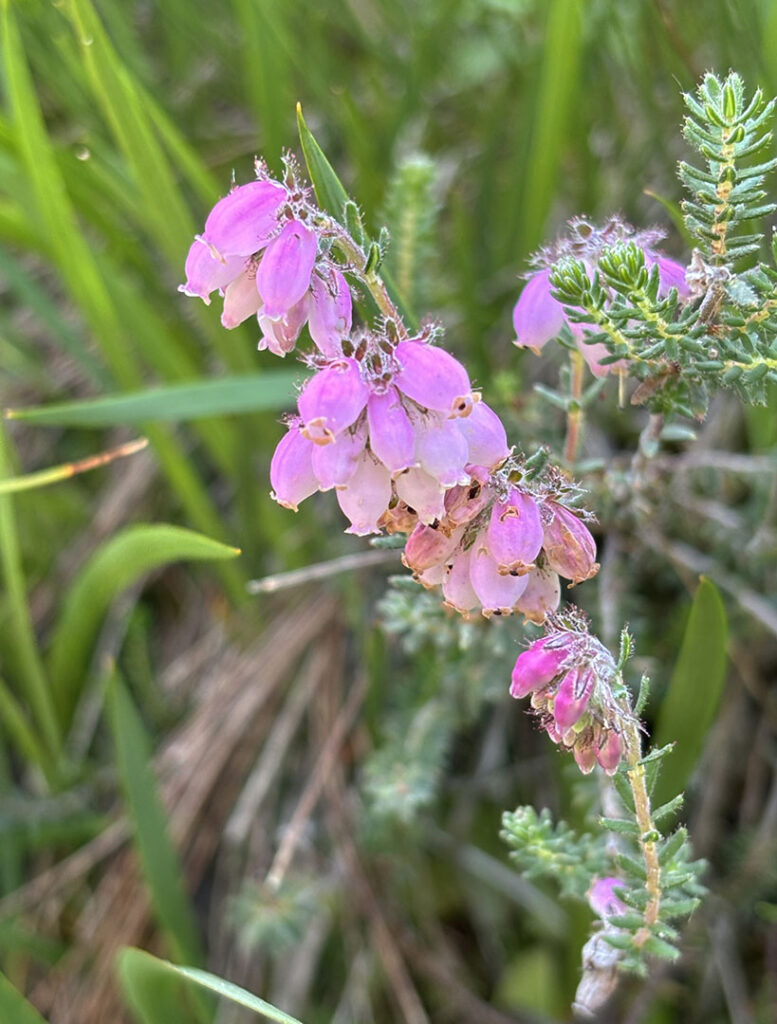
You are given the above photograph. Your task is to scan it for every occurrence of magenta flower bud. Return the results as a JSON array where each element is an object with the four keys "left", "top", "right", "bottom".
[
  {"left": 270, "top": 423, "right": 318, "bottom": 511},
  {"left": 588, "top": 877, "right": 627, "bottom": 920},
  {"left": 202, "top": 180, "right": 287, "bottom": 257},
  {"left": 367, "top": 389, "right": 416, "bottom": 475},
  {"left": 595, "top": 728, "right": 623, "bottom": 775},
  {"left": 510, "top": 638, "right": 568, "bottom": 699},
  {"left": 335, "top": 452, "right": 392, "bottom": 536},
  {"left": 221, "top": 267, "right": 263, "bottom": 329},
  {"left": 298, "top": 358, "right": 369, "bottom": 445},
  {"left": 394, "top": 467, "right": 446, "bottom": 524},
  {"left": 257, "top": 219, "right": 317, "bottom": 319},
  {"left": 394, "top": 340, "right": 473, "bottom": 417},
  {"left": 180, "top": 241, "right": 245, "bottom": 303},
  {"left": 542, "top": 503, "right": 599, "bottom": 584},
  {"left": 257, "top": 296, "right": 310, "bottom": 357},
  {"left": 403, "top": 523, "right": 461, "bottom": 573},
  {"left": 308, "top": 269, "right": 352, "bottom": 358},
  {"left": 469, "top": 545, "right": 528, "bottom": 617},
  {"left": 441, "top": 549, "right": 479, "bottom": 615},
  {"left": 311, "top": 422, "right": 367, "bottom": 490},
  {"left": 512, "top": 269, "right": 567, "bottom": 351},
  {"left": 414, "top": 416, "right": 470, "bottom": 488},
  {"left": 553, "top": 666, "right": 595, "bottom": 732},
  {"left": 456, "top": 401, "right": 510, "bottom": 469},
  {"left": 515, "top": 564, "right": 561, "bottom": 624},
  {"left": 487, "top": 490, "right": 543, "bottom": 575}
]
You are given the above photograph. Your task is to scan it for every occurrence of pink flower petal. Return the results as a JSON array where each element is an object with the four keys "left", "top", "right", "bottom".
[
  {"left": 203, "top": 181, "right": 287, "bottom": 257},
  {"left": 403, "top": 523, "right": 462, "bottom": 573},
  {"left": 414, "top": 415, "right": 470, "bottom": 488},
  {"left": 258, "top": 295, "right": 310, "bottom": 357},
  {"left": 457, "top": 401, "right": 509, "bottom": 469},
  {"left": 394, "top": 467, "right": 446, "bottom": 524},
  {"left": 311, "top": 422, "right": 367, "bottom": 491},
  {"left": 180, "top": 240, "right": 244, "bottom": 303},
  {"left": 487, "top": 490, "right": 543, "bottom": 575},
  {"left": 469, "top": 545, "right": 528, "bottom": 617},
  {"left": 510, "top": 637, "right": 568, "bottom": 699},
  {"left": 257, "top": 219, "right": 317, "bottom": 319},
  {"left": 394, "top": 340, "right": 473, "bottom": 417},
  {"left": 367, "top": 388, "right": 416, "bottom": 475},
  {"left": 514, "top": 564, "right": 561, "bottom": 624},
  {"left": 336, "top": 452, "right": 392, "bottom": 536},
  {"left": 308, "top": 269, "right": 352, "bottom": 358},
  {"left": 270, "top": 424, "right": 318, "bottom": 511},
  {"left": 221, "top": 267, "right": 263, "bottom": 329},
  {"left": 512, "top": 269, "right": 567, "bottom": 351},
  {"left": 553, "top": 667, "right": 595, "bottom": 732},
  {"left": 542, "top": 503, "right": 599, "bottom": 584},
  {"left": 299, "top": 358, "right": 369, "bottom": 445},
  {"left": 441, "top": 549, "right": 479, "bottom": 615}
]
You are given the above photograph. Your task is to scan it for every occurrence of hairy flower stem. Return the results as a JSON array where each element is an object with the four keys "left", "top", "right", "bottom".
[
  {"left": 330, "top": 228, "right": 401, "bottom": 325},
  {"left": 564, "top": 350, "right": 585, "bottom": 464},
  {"left": 623, "top": 718, "right": 662, "bottom": 946}
]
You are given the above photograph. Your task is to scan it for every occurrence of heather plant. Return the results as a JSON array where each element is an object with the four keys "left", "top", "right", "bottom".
[{"left": 1, "top": 1, "right": 777, "bottom": 1021}]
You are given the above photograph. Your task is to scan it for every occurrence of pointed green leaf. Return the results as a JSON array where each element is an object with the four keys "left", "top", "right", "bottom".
[
  {"left": 6, "top": 373, "right": 300, "bottom": 427},
  {"left": 48, "top": 526, "right": 240, "bottom": 725},
  {"left": 118, "top": 948, "right": 304, "bottom": 1024},
  {"left": 652, "top": 578, "right": 728, "bottom": 807},
  {"left": 108, "top": 677, "right": 202, "bottom": 965},
  {"left": 0, "top": 971, "right": 49, "bottom": 1024}
]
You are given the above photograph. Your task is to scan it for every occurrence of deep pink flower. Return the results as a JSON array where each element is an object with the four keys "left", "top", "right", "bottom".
[
  {"left": 512, "top": 269, "right": 568, "bottom": 352},
  {"left": 256, "top": 219, "right": 318, "bottom": 319},
  {"left": 367, "top": 389, "right": 416, "bottom": 475},
  {"left": 487, "top": 491, "right": 543, "bottom": 575},
  {"left": 298, "top": 359, "right": 370, "bottom": 445},
  {"left": 510, "top": 636, "right": 569, "bottom": 699},
  {"left": 553, "top": 666, "right": 596, "bottom": 731},
  {"left": 202, "top": 180, "right": 287, "bottom": 257},
  {"left": 394, "top": 340, "right": 474, "bottom": 417}
]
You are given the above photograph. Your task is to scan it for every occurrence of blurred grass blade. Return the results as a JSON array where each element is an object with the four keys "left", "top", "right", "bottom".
[
  {"left": 118, "top": 947, "right": 213, "bottom": 1024},
  {"left": 0, "top": 677, "right": 52, "bottom": 775},
  {"left": 643, "top": 189, "right": 694, "bottom": 248},
  {"left": 0, "top": 423, "right": 62, "bottom": 763},
  {"left": 7, "top": 373, "right": 300, "bottom": 427},
  {"left": 0, "top": 971, "right": 49, "bottom": 1024},
  {"left": 48, "top": 525, "right": 240, "bottom": 725},
  {"left": 513, "top": 0, "right": 583, "bottom": 258},
  {"left": 652, "top": 577, "right": 728, "bottom": 806},
  {"left": 0, "top": 439, "right": 147, "bottom": 495},
  {"left": 118, "top": 949, "right": 304, "bottom": 1024},
  {"left": 108, "top": 676, "right": 203, "bottom": 965},
  {"left": 296, "top": 104, "right": 416, "bottom": 328}
]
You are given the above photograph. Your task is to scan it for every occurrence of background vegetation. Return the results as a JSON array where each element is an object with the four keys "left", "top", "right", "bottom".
[{"left": 0, "top": 0, "right": 775, "bottom": 1021}]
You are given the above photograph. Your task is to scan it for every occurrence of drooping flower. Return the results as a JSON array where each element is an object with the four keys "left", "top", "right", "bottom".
[
  {"left": 512, "top": 216, "right": 690, "bottom": 376},
  {"left": 180, "top": 167, "right": 352, "bottom": 358},
  {"left": 509, "top": 620, "right": 628, "bottom": 775}
]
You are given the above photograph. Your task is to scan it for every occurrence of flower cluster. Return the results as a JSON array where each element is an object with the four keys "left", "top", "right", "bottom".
[
  {"left": 402, "top": 465, "right": 599, "bottom": 619},
  {"left": 510, "top": 620, "right": 630, "bottom": 774},
  {"left": 180, "top": 160, "right": 351, "bottom": 357},
  {"left": 269, "top": 329, "right": 512, "bottom": 535},
  {"left": 512, "top": 216, "right": 689, "bottom": 376}
]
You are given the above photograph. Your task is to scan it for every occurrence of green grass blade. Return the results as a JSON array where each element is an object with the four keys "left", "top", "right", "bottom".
[
  {"left": 0, "top": 423, "right": 61, "bottom": 764},
  {"left": 118, "top": 949, "right": 304, "bottom": 1024},
  {"left": 0, "top": 971, "right": 49, "bottom": 1024},
  {"left": 6, "top": 372, "right": 300, "bottom": 427},
  {"left": 48, "top": 525, "right": 240, "bottom": 726},
  {"left": 652, "top": 577, "right": 728, "bottom": 807},
  {"left": 118, "top": 947, "right": 213, "bottom": 1024},
  {"left": 108, "top": 676, "right": 203, "bottom": 965},
  {"left": 0, "top": 676, "right": 53, "bottom": 775},
  {"left": 512, "top": 0, "right": 583, "bottom": 258}
]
